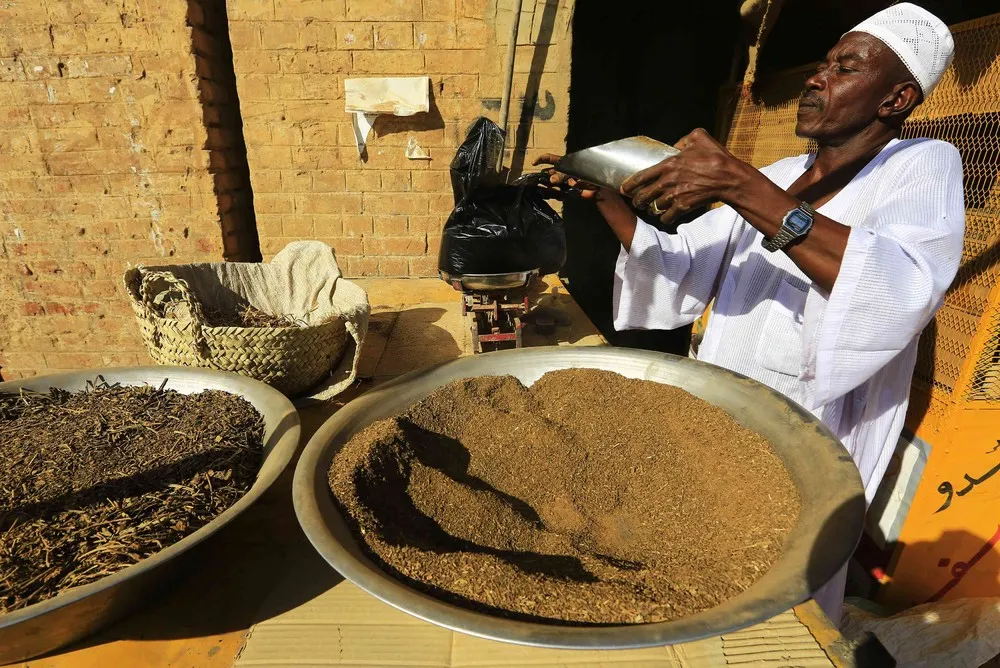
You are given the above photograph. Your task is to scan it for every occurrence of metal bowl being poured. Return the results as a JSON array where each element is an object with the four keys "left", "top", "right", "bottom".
[{"left": 555, "top": 136, "right": 680, "bottom": 191}]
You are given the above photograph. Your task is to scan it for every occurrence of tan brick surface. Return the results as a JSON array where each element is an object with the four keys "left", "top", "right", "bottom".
[
  {"left": 228, "top": 0, "right": 573, "bottom": 277},
  {"left": 0, "top": 0, "right": 574, "bottom": 380},
  {"left": 0, "top": 0, "right": 242, "bottom": 379}
]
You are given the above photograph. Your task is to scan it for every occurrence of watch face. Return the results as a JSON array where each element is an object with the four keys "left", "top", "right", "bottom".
[{"left": 786, "top": 209, "right": 813, "bottom": 235}]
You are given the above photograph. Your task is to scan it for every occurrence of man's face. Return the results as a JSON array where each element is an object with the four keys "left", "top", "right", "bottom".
[{"left": 795, "top": 32, "right": 910, "bottom": 142}]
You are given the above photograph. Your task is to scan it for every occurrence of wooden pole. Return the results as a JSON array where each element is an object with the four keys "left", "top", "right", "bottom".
[{"left": 497, "top": 0, "right": 525, "bottom": 173}]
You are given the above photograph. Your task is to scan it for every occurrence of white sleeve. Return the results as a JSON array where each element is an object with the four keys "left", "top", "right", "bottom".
[
  {"left": 612, "top": 205, "right": 740, "bottom": 331},
  {"left": 804, "top": 141, "right": 966, "bottom": 406}
]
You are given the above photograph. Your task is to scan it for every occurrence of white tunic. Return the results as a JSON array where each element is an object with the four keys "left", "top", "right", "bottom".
[{"left": 613, "top": 137, "right": 965, "bottom": 505}]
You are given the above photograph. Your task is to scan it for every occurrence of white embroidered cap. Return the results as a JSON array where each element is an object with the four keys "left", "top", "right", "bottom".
[{"left": 847, "top": 2, "right": 954, "bottom": 97}]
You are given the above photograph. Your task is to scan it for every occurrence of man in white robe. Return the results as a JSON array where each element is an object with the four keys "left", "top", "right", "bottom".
[{"left": 538, "top": 3, "right": 964, "bottom": 622}]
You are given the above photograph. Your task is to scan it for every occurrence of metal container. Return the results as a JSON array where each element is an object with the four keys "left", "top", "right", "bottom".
[
  {"left": 439, "top": 269, "right": 539, "bottom": 292},
  {"left": 293, "top": 347, "right": 865, "bottom": 650},
  {"left": 555, "top": 136, "right": 680, "bottom": 191},
  {"left": 0, "top": 367, "right": 301, "bottom": 663}
]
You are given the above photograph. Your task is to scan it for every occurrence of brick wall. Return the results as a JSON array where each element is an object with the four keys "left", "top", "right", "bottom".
[
  {"left": 226, "top": 0, "right": 573, "bottom": 276},
  {"left": 0, "top": 0, "right": 241, "bottom": 380},
  {"left": 0, "top": 0, "right": 573, "bottom": 379}
]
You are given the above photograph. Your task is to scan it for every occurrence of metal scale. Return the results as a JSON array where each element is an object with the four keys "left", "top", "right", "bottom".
[
  {"left": 434, "top": 0, "right": 541, "bottom": 355},
  {"left": 441, "top": 269, "right": 538, "bottom": 354},
  {"left": 437, "top": 0, "right": 678, "bottom": 354}
]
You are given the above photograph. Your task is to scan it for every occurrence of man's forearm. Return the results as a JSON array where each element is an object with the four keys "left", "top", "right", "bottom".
[
  {"left": 724, "top": 165, "right": 850, "bottom": 293},
  {"left": 596, "top": 192, "right": 639, "bottom": 251}
]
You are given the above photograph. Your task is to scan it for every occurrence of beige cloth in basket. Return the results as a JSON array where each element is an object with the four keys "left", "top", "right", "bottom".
[{"left": 141, "top": 241, "right": 369, "bottom": 402}]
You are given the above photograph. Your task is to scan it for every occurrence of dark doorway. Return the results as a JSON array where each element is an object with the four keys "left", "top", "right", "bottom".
[
  {"left": 562, "top": 2, "right": 741, "bottom": 354},
  {"left": 757, "top": 0, "right": 999, "bottom": 77}
]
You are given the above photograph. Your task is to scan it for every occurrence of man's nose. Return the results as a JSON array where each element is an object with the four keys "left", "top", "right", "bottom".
[{"left": 804, "top": 71, "right": 825, "bottom": 92}]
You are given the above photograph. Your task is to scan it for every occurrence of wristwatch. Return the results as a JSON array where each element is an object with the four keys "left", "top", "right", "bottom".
[{"left": 762, "top": 202, "right": 816, "bottom": 252}]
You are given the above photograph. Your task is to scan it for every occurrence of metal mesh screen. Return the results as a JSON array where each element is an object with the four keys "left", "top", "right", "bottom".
[
  {"left": 726, "top": 64, "right": 814, "bottom": 168},
  {"left": 725, "top": 13, "right": 1000, "bottom": 404}
]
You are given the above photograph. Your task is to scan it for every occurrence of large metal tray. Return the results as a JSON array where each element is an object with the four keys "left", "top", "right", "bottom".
[
  {"left": 293, "top": 347, "right": 865, "bottom": 649},
  {"left": 0, "top": 367, "right": 301, "bottom": 663}
]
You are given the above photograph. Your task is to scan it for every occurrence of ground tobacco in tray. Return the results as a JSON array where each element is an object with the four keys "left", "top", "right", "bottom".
[
  {"left": 0, "top": 382, "right": 264, "bottom": 613},
  {"left": 330, "top": 369, "right": 801, "bottom": 625}
]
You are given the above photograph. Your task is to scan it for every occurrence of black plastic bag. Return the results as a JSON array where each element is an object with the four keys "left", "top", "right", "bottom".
[
  {"left": 439, "top": 171, "right": 566, "bottom": 277},
  {"left": 438, "top": 119, "right": 566, "bottom": 278},
  {"left": 449, "top": 117, "right": 505, "bottom": 205}
]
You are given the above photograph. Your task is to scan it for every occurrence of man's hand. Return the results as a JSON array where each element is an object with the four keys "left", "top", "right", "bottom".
[
  {"left": 532, "top": 153, "right": 640, "bottom": 250},
  {"left": 621, "top": 128, "right": 751, "bottom": 224},
  {"left": 532, "top": 153, "right": 603, "bottom": 201}
]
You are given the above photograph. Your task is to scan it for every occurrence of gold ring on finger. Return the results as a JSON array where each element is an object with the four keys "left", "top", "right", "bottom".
[{"left": 649, "top": 200, "right": 665, "bottom": 215}]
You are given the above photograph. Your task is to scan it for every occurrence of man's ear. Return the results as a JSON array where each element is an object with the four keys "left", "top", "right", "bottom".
[{"left": 879, "top": 81, "right": 922, "bottom": 121}]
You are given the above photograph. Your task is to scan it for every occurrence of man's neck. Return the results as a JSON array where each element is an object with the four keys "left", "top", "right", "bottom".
[{"left": 811, "top": 124, "right": 900, "bottom": 177}]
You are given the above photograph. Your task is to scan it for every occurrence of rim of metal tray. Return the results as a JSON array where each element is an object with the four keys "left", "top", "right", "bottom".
[{"left": 293, "top": 346, "right": 866, "bottom": 650}]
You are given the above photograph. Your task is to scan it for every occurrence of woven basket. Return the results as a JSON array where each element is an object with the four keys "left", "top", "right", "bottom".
[{"left": 124, "top": 268, "right": 348, "bottom": 396}]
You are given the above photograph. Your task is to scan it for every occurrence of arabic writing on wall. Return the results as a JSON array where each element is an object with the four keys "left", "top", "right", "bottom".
[
  {"left": 928, "top": 523, "right": 1000, "bottom": 603},
  {"left": 935, "top": 440, "right": 1000, "bottom": 513}
]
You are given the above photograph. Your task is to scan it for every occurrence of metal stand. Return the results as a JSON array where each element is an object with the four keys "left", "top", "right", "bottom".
[{"left": 463, "top": 292, "right": 528, "bottom": 354}]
